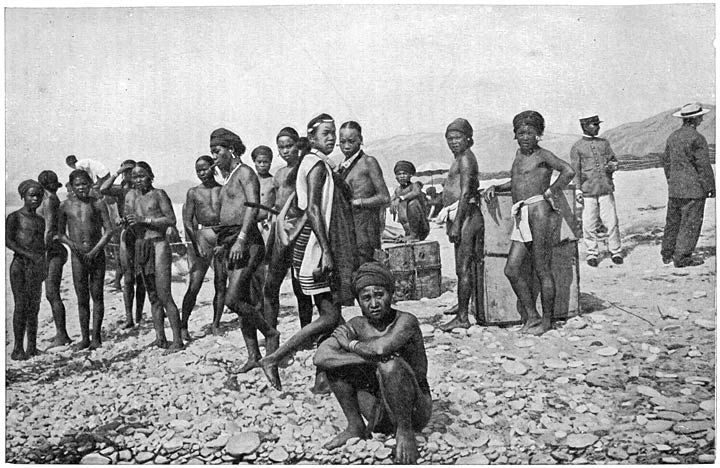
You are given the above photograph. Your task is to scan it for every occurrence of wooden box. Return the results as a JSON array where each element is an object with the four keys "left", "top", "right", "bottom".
[{"left": 376, "top": 240, "right": 442, "bottom": 301}]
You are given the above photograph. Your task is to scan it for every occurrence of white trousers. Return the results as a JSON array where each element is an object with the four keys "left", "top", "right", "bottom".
[{"left": 582, "top": 193, "right": 622, "bottom": 258}]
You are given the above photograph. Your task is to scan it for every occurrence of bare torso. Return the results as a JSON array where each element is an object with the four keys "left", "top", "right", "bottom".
[
  {"left": 132, "top": 189, "right": 174, "bottom": 240},
  {"left": 61, "top": 198, "right": 105, "bottom": 253},
  {"left": 510, "top": 148, "right": 554, "bottom": 203},
  {"left": 7, "top": 210, "right": 46, "bottom": 257},
  {"left": 220, "top": 164, "right": 256, "bottom": 226},
  {"left": 187, "top": 184, "right": 222, "bottom": 226},
  {"left": 258, "top": 175, "right": 276, "bottom": 221},
  {"left": 273, "top": 166, "right": 295, "bottom": 212},
  {"left": 38, "top": 191, "right": 60, "bottom": 242},
  {"left": 344, "top": 153, "right": 390, "bottom": 207},
  {"left": 443, "top": 149, "right": 479, "bottom": 207}
]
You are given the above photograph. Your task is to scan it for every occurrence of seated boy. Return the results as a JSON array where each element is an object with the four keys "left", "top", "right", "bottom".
[
  {"left": 57, "top": 170, "right": 114, "bottom": 349},
  {"left": 484, "top": 110, "right": 575, "bottom": 336},
  {"left": 6, "top": 180, "right": 47, "bottom": 360},
  {"left": 314, "top": 262, "right": 432, "bottom": 465},
  {"left": 390, "top": 160, "right": 430, "bottom": 242}
]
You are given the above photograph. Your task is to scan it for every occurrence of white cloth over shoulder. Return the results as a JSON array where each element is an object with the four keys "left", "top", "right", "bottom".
[{"left": 75, "top": 158, "right": 110, "bottom": 182}]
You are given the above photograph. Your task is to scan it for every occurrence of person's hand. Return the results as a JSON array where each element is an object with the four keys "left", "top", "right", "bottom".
[
  {"left": 118, "top": 161, "right": 135, "bottom": 174},
  {"left": 30, "top": 252, "right": 45, "bottom": 264},
  {"left": 575, "top": 192, "right": 584, "bottom": 205},
  {"left": 229, "top": 237, "right": 246, "bottom": 263},
  {"left": 197, "top": 242, "right": 209, "bottom": 258},
  {"left": 605, "top": 161, "right": 619, "bottom": 173},
  {"left": 390, "top": 198, "right": 399, "bottom": 216},
  {"left": 84, "top": 248, "right": 100, "bottom": 262},
  {"left": 125, "top": 214, "right": 140, "bottom": 226},
  {"left": 708, "top": 190, "right": 716, "bottom": 198},
  {"left": 351, "top": 198, "right": 362, "bottom": 208},
  {"left": 448, "top": 224, "right": 461, "bottom": 244},
  {"left": 321, "top": 250, "right": 335, "bottom": 275},
  {"left": 332, "top": 325, "right": 352, "bottom": 351},
  {"left": 544, "top": 188, "right": 558, "bottom": 211},
  {"left": 483, "top": 185, "right": 496, "bottom": 202}
]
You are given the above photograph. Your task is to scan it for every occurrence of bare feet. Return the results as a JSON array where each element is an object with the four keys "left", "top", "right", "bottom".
[
  {"left": 181, "top": 328, "right": 191, "bottom": 342},
  {"left": 123, "top": 321, "right": 135, "bottom": 329},
  {"left": 311, "top": 371, "right": 332, "bottom": 395},
  {"left": 443, "top": 303, "right": 459, "bottom": 316},
  {"left": 439, "top": 316, "right": 471, "bottom": 332},
  {"left": 523, "top": 319, "right": 551, "bottom": 336},
  {"left": 168, "top": 341, "right": 184, "bottom": 351},
  {"left": 211, "top": 325, "right": 224, "bottom": 336},
  {"left": 149, "top": 339, "right": 169, "bottom": 349},
  {"left": 232, "top": 359, "right": 259, "bottom": 374},
  {"left": 10, "top": 349, "right": 27, "bottom": 361},
  {"left": 324, "top": 429, "right": 365, "bottom": 450},
  {"left": 49, "top": 335, "right": 72, "bottom": 347},
  {"left": 89, "top": 339, "right": 102, "bottom": 350},
  {"left": 395, "top": 428, "right": 420, "bottom": 464},
  {"left": 74, "top": 339, "right": 91, "bottom": 350},
  {"left": 258, "top": 357, "right": 282, "bottom": 391}
]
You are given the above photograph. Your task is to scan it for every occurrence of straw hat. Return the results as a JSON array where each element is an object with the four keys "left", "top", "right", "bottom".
[{"left": 672, "top": 103, "right": 711, "bottom": 119}]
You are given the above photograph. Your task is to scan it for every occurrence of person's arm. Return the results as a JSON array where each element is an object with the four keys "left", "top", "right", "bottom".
[
  {"left": 313, "top": 335, "right": 369, "bottom": 370},
  {"left": 482, "top": 179, "right": 512, "bottom": 202},
  {"left": 306, "top": 163, "right": 334, "bottom": 273},
  {"left": 44, "top": 196, "right": 61, "bottom": 247},
  {"left": 229, "top": 166, "right": 260, "bottom": 263},
  {"left": 570, "top": 144, "right": 584, "bottom": 204},
  {"left": 351, "top": 315, "right": 418, "bottom": 359},
  {"left": 661, "top": 141, "right": 671, "bottom": 180},
  {"left": 449, "top": 155, "right": 475, "bottom": 243},
  {"left": 399, "top": 181, "right": 424, "bottom": 202},
  {"left": 352, "top": 158, "right": 391, "bottom": 209},
  {"left": 132, "top": 190, "right": 177, "bottom": 231},
  {"left": 543, "top": 151, "right": 576, "bottom": 196},
  {"left": 692, "top": 134, "right": 715, "bottom": 197},
  {"left": 6, "top": 213, "right": 38, "bottom": 261},
  {"left": 605, "top": 142, "right": 619, "bottom": 172},
  {"left": 182, "top": 189, "right": 199, "bottom": 253},
  {"left": 86, "top": 199, "right": 115, "bottom": 260},
  {"left": 55, "top": 203, "right": 81, "bottom": 256}
]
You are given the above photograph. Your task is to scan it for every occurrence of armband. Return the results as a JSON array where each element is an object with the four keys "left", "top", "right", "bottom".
[
  {"left": 237, "top": 231, "right": 247, "bottom": 241},
  {"left": 349, "top": 340, "right": 359, "bottom": 352}
]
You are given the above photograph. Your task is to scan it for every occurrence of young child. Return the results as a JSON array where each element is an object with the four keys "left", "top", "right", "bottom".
[
  {"left": 484, "top": 111, "right": 575, "bottom": 335},
  {"left": 390, "top": 160, "right": 430, "bottom": 241},
  {"left": 57, "top": 170, "right": 114, "bottom": 350},
  {"left": 252, "top": 145, "right": 277, "bottom": 233},
  {"left": 6, "top": 180, "right": 47, "bottom": 360}
]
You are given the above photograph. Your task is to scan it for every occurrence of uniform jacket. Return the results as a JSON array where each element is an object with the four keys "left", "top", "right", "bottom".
[{"left": 570, "top": 136, "right": 618, "bottom": 196}]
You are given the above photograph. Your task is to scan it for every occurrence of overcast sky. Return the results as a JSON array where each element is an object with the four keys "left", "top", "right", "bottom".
[{"left": 5, "top": 4, "right": 715, "bottom": 188}]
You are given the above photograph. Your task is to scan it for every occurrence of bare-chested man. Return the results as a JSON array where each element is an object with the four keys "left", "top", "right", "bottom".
[
  {"left": 210, "top": 128, "right": 277, "bottom": 372},
  {"left": 439, "top": 118, "right": 485, "bottom": 331},
  {"left": 259, "top": 114, "right": 359, "bottom": 392},
  {"left": 484, "top": 111, "right": 575, "bottom": 335},
  {"left": 57, "top": 170, "right": 114, "bottom": 350},
  {"left": 7, "top": 180, "right": 47, "bottom": 360},
  {"left": 180, "top": 155, "right": 223, "bottom": 340},
  {"left": 126, "top": 162, "right": 184, "bottom": 350},
  {"left": 37, "top": 171, "right": 72, "bottom": 346},
  {"left": 338, "top": 121, "right": 390, "bottom": 265},
  {"left": 261, "top": 128, "right": 314, "bottom": 386},
  {"left": 100, "top": 160, "right": 147, "bottom": 328},
  {"left": 314, "top": 262, "right": 432, "bottom": 464}
]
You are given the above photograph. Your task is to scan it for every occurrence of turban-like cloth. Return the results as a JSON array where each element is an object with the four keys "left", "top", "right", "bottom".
[
  {"left": 307, "top": 113, "right": 335, "bottom": 134},
  {"left": 394, "top": 160, "right": 416, "bottom": 175},
  {"left": 513, "top": 110, "right": 545, "bottom": 136},
  {"left": 276, "top": 127, "right": 299, "bottom": 142},
  {"left": 352, "top": 261, "right": 396, "bottom": 297},
  {"left": 251, "top": 145, "right": 273, "bottom": 160},
  {"left": 210, "top": 128, "right": 246, "bottom": 154},
  {"left": 18, "top": 179, "right": 43, "bottom": 199},
  {"left": 445, "top": 118, "right": 473, "bottom": 138},
  {"left": 38, "top": 170, "right": 62, "bottom": 191}
]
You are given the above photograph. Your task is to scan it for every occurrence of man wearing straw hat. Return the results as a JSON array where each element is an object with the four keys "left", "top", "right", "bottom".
[{"left": 660, "top": 103, "right": 715, "bottom": 268}]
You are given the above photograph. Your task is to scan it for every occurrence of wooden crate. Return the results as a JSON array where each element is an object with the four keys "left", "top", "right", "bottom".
[
  {"left": 376, "top": 240, "right": 442, "bottom": 301},
  {"left": 479, "top": 187, "right": 581, "bottom": 325}
]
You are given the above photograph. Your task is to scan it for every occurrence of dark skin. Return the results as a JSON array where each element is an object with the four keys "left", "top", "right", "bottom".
[
  {"left": 439, "top": 130, "right": 483, "bottom": 331},
  {"left": 213, "top": 144, "right": 278, "bottom": 372},
  {"left": 180, "top": 159, "right": 223, "bottom": 340},
  {"left": 7, "top": 186, "right": 46, "bottom": 360},
  {"left": 126, "top": 165, "right": 184, "bottom": 350},
  {"left": 259, "top": 122, "right": 342, "bottom": 392},
  {"left": 101, "top": 162, "right": 147, "bottom": 327},
  {"left": 391, "top": 172, "right": 425, "bottom": 241},
  {"left": 37, "top": 185, "right": 72, "bottom": 346},
  {"left": 57, "top": 176, "right": 114, "bottom": 350},
  {"left": 314, "top": 284, "right": 432, "bottom": 465},
  {"left": 262, "top": 137, "right": 314, "bottom": 387},
  {"left": 484, "top": 124, "right": 575, "bottom": 335}
]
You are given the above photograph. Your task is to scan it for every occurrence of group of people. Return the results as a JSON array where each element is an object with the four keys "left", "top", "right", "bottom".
[{"left": 6, "top": 104, "right": 714, "bottom": 464}]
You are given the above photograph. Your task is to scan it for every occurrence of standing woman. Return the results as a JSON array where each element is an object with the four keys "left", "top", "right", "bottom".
[{"left": 126, "top": 161, "right": 184, "bottom": 350}]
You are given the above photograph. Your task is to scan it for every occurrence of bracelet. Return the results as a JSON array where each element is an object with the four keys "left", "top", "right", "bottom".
[
  {"left": 237, "top": 232, "right": 247, "bottom": 241},
  {"left": 349, "top": 340, "right": 359, "bottom": 352}
]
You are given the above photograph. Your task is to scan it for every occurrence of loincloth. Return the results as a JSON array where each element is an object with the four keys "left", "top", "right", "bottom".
[
  {"left": 510, "top": 194, "right": 552, "bottom": 243},
  {"left": 214, "top": 224, "right": 264, "bottom": 270},
  {"left": 135, "top": 237, "right": 163, "bottom": 277}
]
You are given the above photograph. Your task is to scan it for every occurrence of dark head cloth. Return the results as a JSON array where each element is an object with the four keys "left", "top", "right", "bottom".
[
  {"left": 307, "top": 113, "right": 334, "bottom": 134},
  {"left": 513, "top": 110, "right": 545, "bottom": 135},
  {"left": 251, "top": 145, "right": 273, "bottom": 160},
  {"left": 352, "top": 262, "right": 396, "bottom": 297},
  {"left": 445, "top": 118, "right": 473, "bottom": 138},
  {"left": 18, "top": 179, "right": 43, "bottom": 199},
  {"left": 38, "top": 170, "right": 62, "bottom": 190},
  {"left": 394, "top": 160, "right": 416, "bottom": 175},
  {"left": 276, "top": 127, "right": 299, "bottom": 142},
  {"left": 210, "top": 128, "right": 245, "bottom": 154},
  {"left": 579, "top": 115, "right": 602, "bottom": 126}
]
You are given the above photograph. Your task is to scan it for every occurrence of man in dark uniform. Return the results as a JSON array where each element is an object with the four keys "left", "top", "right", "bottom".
[{"left": 661, "top": 103, "right": 715, "bottom": 268}]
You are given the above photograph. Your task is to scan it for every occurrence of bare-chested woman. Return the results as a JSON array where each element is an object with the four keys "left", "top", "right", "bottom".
[
  {"left": 100, "top": 160, "right": 147, "bottom": 328},
  {"left": 180, "top": 155, "right": 223, "bottom": 340},
  {"left": 57, "top": 170, "right": 114, "bottom": 350},
  {"left": 484, "top": 111, "right": 575, "bottom": 335},
  {"left": 210, "top": 128, "right": 277, "bottom": 372},
  {"left": 126, "top": 162, "right": 184, "bottom": 350},
  {"left": 37, "top": 170, "right": 72, "bottom": 346}
]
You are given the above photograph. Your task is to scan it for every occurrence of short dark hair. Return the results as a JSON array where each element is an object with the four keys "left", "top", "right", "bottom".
[
  {"left": 66, "top": 155, "right": 78, "bottom": 165},
  {"left": 340, "top": 121, "right": 362, "bottom": 137},
  {"left": 69, "top": 169, "right": 92, "bottom": 185},
  {"left": 135, "top": 161, "right": 155, "bottom": 181},
  {"left": 196, "top": 155, "right": 214, "bottom": 166},
  {"left": 251, "top": 145, "right": 273, "bottom": 162}
]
